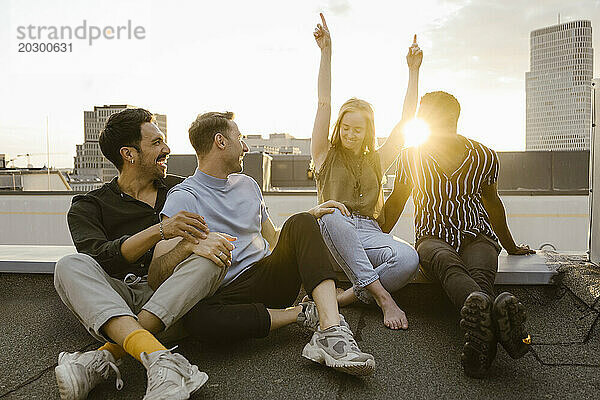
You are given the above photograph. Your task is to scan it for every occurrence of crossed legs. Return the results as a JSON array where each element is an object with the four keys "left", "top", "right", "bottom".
[
  {"left": 54, "top": 253, "right": 227, "bottom": 348},
  {"left": 183, "top": 212, "right": 341, "bottom": 339}
]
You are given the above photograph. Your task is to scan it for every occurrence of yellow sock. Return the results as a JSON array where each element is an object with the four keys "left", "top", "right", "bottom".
[
  {"left": 98, "top": 342, "right": 127, "bottom": 360},
  {"left": 122, "top": 329, "right": 167, "bottom": 362}
]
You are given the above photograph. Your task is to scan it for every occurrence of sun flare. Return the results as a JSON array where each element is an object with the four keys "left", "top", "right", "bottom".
[{"left": 403, "top": 118, "right": 431, "bottom": 148}]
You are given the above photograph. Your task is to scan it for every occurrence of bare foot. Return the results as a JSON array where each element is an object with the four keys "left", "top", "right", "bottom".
[{"left": 376, "top": 296, "right": 409, "bottom": 330}]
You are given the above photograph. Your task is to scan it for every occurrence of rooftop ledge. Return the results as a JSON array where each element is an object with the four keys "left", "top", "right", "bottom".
[{"left": 0, "top": 244, "right": 579, "bottom": 285}]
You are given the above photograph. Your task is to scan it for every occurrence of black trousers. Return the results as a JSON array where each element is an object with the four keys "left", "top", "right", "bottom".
[
  {"left": 416, "top": 234, "right": 501, "bottom": 311},
  {"left": 182, "top": 212, "right": 337, "bottom": 340}
]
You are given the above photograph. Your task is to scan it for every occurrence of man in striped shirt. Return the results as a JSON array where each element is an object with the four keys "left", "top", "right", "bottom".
[{"left": 380, "top": 91, "right": 535, "bottom": 378}]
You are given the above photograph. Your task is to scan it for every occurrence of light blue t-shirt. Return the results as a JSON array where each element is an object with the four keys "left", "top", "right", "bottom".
[{"left": 161, "top": 169, "right": 271, "bottom": 287}]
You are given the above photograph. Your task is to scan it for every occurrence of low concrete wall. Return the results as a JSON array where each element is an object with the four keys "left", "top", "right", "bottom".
[{"left": 0, "top": 192, "right": 589, "bottom": 251}]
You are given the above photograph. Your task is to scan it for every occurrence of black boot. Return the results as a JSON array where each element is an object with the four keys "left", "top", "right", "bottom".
[
  {"left": 460, "top": 291, "right": 497, "bottom": 378},
  {"left": 493, "top": 292, "right": 531, "bottom": 359}
]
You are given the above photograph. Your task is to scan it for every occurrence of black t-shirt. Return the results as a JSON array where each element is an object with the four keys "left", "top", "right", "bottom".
[{"left": 67, "top": 174, "right": 184, "bottom": 279}]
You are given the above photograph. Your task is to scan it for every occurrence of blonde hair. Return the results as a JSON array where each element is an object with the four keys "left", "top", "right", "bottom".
[{"left": 330, "top": 98, "right": 376, "bottom": 153}]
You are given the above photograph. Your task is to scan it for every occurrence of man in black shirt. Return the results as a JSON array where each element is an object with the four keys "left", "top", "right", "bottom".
[
  {"left": 380, "top": 91, "right": 535, "bottom": 378},
  {"left": 54, "top": 108, "right": 233, "bottom": 399}
]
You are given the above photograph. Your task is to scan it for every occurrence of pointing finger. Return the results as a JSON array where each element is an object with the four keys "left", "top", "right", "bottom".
[{"left": 320, "top": 13, "right": 328, "bottom": 30}]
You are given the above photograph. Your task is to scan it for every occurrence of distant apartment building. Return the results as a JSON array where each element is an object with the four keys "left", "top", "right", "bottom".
[
  {"left": 526, "top": 20, "right": 594, "bottom": 151},
  {"left": 0, "top": 154, "right": 5, "bottom": 168},
  {"left": 70, "top": 105, "right": 167, "bottom": 191},
  {"left": 244, "top": 133, "right": 310, "bottom": 155}
]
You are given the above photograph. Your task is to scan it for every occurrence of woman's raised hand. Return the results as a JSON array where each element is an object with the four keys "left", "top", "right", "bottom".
[
  {"left": 314, "top": 13, "right": 331, "bottom": 50},
  {"left": 406, "top": 34, "right": 423, "bottom": 70}
]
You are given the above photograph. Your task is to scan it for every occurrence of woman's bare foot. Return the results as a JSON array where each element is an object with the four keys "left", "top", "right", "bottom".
[
  {"left": 363, "top": 279, "right": 408, "bottom": 330},
  {"left": 375, "top": 295, "right": 409, "bottom": 330}
]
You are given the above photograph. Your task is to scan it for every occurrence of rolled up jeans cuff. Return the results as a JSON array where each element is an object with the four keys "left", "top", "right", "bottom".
[
  {"left": 353, "top": 285, "right": 375, "bottom": 304},
  {"left": 352, "top": 274, "right": 379, "bottom": 304},
  {"left": 355, "top": 273, "right": 379, "bottom": 289}
]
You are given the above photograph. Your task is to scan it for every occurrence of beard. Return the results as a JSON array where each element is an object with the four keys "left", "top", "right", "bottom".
[
  {"left": 233, "top": 159, "right": 243, "bottom": 173},
  {"left": 139, "top": 158, "right": 167, "bottom": 179}
]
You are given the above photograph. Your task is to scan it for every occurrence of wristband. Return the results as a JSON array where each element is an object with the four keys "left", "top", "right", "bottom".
[{"left": 159, "top": 220, "right": 166, "bottom": 240}]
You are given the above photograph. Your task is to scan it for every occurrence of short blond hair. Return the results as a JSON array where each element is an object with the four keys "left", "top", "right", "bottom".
[{"left": 189, "top": 111, "right": 235, "bottom": 155}]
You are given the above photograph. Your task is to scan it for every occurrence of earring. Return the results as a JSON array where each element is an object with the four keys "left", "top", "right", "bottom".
[{"left": 130, "top": 159, "right": 134, "bottom": 164}]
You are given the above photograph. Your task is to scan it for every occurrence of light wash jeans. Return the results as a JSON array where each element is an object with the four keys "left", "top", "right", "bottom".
[
  {"left": 318, "top": 209, "right": 420, "bottom": 304},
  {"left": 54, "top": 253, "right": 227, "bottom": 343}
]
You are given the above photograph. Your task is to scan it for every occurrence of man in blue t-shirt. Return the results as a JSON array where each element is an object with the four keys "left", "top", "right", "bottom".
[{"left": 149, "top": 111, "right": 375, "bottom": 376}]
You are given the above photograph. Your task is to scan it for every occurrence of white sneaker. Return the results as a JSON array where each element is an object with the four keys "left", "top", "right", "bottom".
[
  {"left": 55, "top": 349, "right": 123, "bottom": 400},
  {"left": 140, "top": 348, "right": 208, "bottom": 400},
  {"left": 302, "top": 325, "right": 376, "bottom": 376}
]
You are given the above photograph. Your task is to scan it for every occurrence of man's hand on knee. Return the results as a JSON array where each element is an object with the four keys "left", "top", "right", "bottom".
[
  {"left": 161, "top": 211, "right": 210, "bottom": 244},
  {"left": 189, "top": 232, "right": 236, "bottom": 268}
]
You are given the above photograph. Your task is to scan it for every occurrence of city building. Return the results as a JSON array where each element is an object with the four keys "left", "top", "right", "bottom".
[
  {"left": 70, "top": 105, "right": 167, "bottom": 191},
  {"left": 244, "top": 133, "right": 310, "bottom": 155},
  {"left": 0, "top": 154, "right": 5, "bottom": 168},
  {"left": 526, "top": 20, "right": 594, "bottom": 151}
]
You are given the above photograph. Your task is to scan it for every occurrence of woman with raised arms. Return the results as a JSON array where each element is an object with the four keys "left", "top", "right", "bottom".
[{"left": 311, "top": 13, "right": 422, "bottom": 330}]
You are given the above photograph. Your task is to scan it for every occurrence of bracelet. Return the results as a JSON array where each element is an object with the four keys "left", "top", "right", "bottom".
[{"left": 159, "top": 220, "right": 166, "bottom": 240}]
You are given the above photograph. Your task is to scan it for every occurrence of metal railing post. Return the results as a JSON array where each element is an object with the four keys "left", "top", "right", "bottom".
[{"left": 588, "top": 78, "right": 599, "bottom": 263}]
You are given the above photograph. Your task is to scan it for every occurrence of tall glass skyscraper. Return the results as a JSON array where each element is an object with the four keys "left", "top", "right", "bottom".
[{"left": 526, "top": 20, "right": 593, "bottom": 151}]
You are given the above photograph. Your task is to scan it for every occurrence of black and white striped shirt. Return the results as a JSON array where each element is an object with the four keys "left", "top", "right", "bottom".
[{"left": 396, "top": 135, "right": 499, "bottom": 250}]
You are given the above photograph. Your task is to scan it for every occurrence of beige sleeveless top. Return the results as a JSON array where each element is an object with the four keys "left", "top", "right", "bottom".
[{"left": 315, "top": 146, "right": 384, "bottom": 221}]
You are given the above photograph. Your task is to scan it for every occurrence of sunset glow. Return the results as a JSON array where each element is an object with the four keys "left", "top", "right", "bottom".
[{"left": 403, "top": 119, "right": 430, "bottom": 148}]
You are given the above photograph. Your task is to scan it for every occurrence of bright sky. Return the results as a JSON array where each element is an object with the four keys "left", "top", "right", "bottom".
[{"left": 0, "top": 0, "right": 598, "bottom": 168}]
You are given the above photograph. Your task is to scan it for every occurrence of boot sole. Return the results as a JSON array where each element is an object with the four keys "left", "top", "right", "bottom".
[
  {"left": 493, "top": 292, "right": 530, "bottom": 359},
  {"left": 302, "top": 344, "right": 375, "bottom": 376},
  {"left": 460, "top": 293, "right": 496, "bottom": 378}
]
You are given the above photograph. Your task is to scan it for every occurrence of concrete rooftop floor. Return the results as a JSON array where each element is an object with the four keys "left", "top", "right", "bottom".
[{"left": 1, "top": 259, "right": 599, "bottom": 400}]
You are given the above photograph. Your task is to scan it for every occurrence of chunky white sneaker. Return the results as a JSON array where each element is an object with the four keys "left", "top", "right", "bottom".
[
  {"left": 296, "top": 301, "right": 350, "bottom": 332},
  {"left": 55, "top": 349, "right": 123, "bottom": 400},
  {"left": 302, "top": 325, "right": 375, "bottom": 376},
  {"left": 140, "top": 348, "right": 208, "bottom": 400}
]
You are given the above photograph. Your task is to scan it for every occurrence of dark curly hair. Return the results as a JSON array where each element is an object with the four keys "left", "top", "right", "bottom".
[
  {"left": 417, "top": 91, "right": 461, "bottom": 127},
  {"left": 99, "top": 108, "right": 154, "bottom": 171}
]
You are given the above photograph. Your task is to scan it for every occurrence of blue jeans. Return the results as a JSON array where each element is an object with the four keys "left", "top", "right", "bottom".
[{"left": 318, "top": 209, "right": 420, "bottom": 304}]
